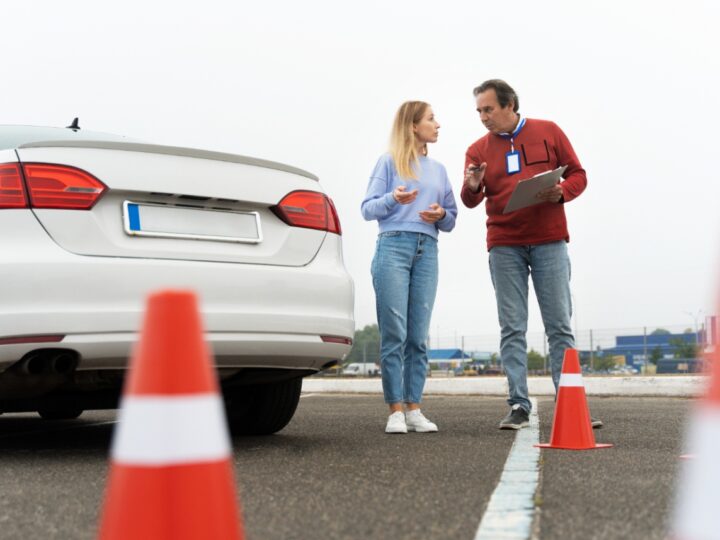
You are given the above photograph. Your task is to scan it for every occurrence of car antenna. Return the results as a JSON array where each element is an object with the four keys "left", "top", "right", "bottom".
[{"left": 66, "top": 117, "right": 80, "bottom": 131}]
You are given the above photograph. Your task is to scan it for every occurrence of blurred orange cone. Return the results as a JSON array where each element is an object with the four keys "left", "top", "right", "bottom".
[
  {"left": 672, "top": 344, "right": 720, "bottom": 538},
  {"left": 97, "top": 290, "right": 244, "bottom": 540},
  {"left": 536, "top": 349, "right": 613, "bottom": 450}
]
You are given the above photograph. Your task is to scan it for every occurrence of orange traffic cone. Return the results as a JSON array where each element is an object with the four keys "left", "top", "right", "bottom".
[
  {"left": 536, "top": 348, "right": 613, "bottom": 450},
  {"left": 97, "top": 290, "right": 244, "bottom": 540},
  {"left": 672, "top": 343, "right": 720, "bottom": 538}
]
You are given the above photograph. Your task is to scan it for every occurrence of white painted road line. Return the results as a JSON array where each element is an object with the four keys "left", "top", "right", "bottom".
[{"left": 474, "top": 397, "right": 540, "bottom": 540}]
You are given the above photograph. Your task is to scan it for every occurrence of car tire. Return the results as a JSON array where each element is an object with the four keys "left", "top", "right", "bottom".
[
  {"left": 225, "top": 377, "right": 302, "bottom": 435},
  {"left": 37, "top": 406, "right": 83, "bottom": 420}
]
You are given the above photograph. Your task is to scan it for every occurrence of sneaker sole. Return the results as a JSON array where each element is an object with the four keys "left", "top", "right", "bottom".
[
  {"left": 385, "top": 427, "right": 407, "bottom": 434},
  {"left": 499, "top": 421, "right": 529, "bottom": 430},
  {"left": 407, "top": 426, "right": 438, "bottom": 433}
]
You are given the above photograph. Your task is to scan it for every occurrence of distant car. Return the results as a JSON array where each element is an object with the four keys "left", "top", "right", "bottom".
[
  {"left": 343, "top": 363, "right": 380, "bottom": 377},
  {"left": 0, "top": 124, "right": 354, "bottom": 434},
  {"left": 609, "top": 366, "right": 639, "bottom": 375},
  {"left": 453, "top": 366, "right": 478, "bottom": 376}
]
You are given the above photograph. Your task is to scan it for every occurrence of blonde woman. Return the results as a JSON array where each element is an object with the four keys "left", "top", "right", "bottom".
[{"left": 361, "top": 101, "right": 458, "bottom": 434}]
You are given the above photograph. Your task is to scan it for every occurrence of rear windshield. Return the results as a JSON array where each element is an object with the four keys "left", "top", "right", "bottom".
[{"left": 0, "top": 125, "right": 138, "bottom": 150}]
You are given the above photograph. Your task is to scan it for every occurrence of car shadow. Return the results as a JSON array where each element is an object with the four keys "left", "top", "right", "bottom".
[
  {"left": 0, "top": 415, "right": 116, "bottom": 454},
  {"left": 0, "top": 414, "right": 328, "bottom": 456}
]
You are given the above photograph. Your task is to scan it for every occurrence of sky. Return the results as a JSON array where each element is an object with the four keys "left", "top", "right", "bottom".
[{"left": 2, "top": 1, "right": 719, "bottom": 349}]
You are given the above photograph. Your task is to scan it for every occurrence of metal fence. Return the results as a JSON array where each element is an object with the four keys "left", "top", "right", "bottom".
[
  {"left": 431, "top": 324, "right": 710, "bottom": 356},
  {"left": 339, "top": 320, "right": 716, "bottom": 377},
  {"left": 428, "top": 323, "right": 713, "bottom": 374}
]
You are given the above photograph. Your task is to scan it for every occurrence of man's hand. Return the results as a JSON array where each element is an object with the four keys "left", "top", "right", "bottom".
[
  {"left": 419, "top": 203, "right": 446, "bottom": 223},
  {"left": 393, "top": 185, "right": 419, "bottom": 204},
  {"left": 536, "top": 182, "right": 563, "bottom": 203},
  {"left": 464, "top": 163, "right": 487, "bottom": 193}
]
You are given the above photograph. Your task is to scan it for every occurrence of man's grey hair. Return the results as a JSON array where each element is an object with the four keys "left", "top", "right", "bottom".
[{"left": 473, "top": 79, "right": 519, "bottom": 113}]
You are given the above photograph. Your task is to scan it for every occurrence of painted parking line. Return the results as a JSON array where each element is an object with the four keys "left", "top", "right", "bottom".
[
  {"left": 474, "top": 397, "right": 540, "bottom": 540},
  {"left": 299, "top": 393, "right": 319, "bottom": 399},
  {"left": 0, "top": 419, "right": 118, "bottom": 440}
]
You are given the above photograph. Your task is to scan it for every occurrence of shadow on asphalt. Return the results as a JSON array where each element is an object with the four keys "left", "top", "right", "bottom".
[
  {"left": 0, "top": 413, "right": 328, "bottom": 455},
  {"left": 0, "top": 416, "right": 116, "bottom": 453}
]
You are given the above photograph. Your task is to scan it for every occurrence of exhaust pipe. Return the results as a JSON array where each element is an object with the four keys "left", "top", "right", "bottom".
[
  {"left": 49, "top": 352, "right": 77, "bottom": 375},
  {"left": 16, "top": 350, "right": 79, "bottom": 376},
  {"left": 18, "top": 353, "right": 47, "bottom": 376}
]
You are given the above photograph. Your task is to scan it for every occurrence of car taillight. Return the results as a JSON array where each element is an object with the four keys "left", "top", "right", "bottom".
[
  {"left": 0, "top": 163, "right": 29, "bottom": 208},
  {"left": 0, "top": 334, "right": 64, "bottom": 345},
  {"left": 22, "top": 163, "right": 107, "bottom": 210},
  {"left": 321, "top": 335, "right": 353, "bottom": 345},
  {"left": 325, "top": 196, "right": 342, "bottom": 235},
  {"left": 272, "top": 190, "right": 342, "bottom": 235}
]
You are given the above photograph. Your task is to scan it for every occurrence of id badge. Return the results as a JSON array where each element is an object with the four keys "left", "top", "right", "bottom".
[{"left": 506, "top": 150, "right": 521, "bottom": 175}]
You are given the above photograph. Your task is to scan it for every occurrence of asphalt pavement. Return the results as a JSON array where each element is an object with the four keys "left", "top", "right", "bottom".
[
  {"left": 0, "top": 394, "right": 691, "bottom": 540},
  {"left": 536, "top": 397, "right": 689, "bottom": 540}
]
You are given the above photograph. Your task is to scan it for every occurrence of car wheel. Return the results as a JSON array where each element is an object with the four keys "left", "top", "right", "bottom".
[
  {"left": 225, "top": 377, "right": 302, "bottom": 435},
  {"left": 37, "top": 406, "right": 84, "bottom": 420}
]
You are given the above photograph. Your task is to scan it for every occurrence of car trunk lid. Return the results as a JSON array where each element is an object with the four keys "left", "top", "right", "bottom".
[{"left": 16, "top": 141, "right": 328, "bottom": 267}]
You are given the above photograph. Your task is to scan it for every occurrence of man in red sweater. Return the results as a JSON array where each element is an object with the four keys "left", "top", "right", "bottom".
[{"left": 461, "top": 79, "right": 601, "bottom": 430}]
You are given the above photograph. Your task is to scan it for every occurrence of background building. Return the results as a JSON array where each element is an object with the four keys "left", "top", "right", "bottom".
[
  {"left": 428, "top": 349, "right": 471, "bottom": 371},
  {"left": 581, "top": 331, "right": 706, "bottom": 373}
]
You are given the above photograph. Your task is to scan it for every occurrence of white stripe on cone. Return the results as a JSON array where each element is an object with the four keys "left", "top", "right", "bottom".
[
  {"left": 558, "top": 373, "right": 584, "bottom": 387},
  {"left": 673, "top": 407, "right": 720, "bottom": 539},
  {"left": 112, "top": 394, "right": 231, "bottom": 465}
]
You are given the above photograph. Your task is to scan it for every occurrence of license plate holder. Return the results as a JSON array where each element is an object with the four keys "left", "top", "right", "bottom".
[{"left": 122, "top": 201, "right": 262, "bottom": 244}]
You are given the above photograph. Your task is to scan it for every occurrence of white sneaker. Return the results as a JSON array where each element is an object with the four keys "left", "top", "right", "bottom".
[
  {"left": 385, "top": 411, "right": 408, "bottom": 434},
  {"left": 405, "top": 409, "right": 438, "bottom": 433}
]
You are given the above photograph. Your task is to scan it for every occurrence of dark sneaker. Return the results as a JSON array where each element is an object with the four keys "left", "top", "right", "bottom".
[
  {"left": 499, "top": 405, "right": 529, "bottom": 430},
  {"left": 591, "top": 417, "right": 603, "bottom": 429}
]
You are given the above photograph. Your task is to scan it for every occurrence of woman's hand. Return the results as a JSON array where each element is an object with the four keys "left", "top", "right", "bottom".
[
  {"left": 393, "top": 185, "right": 419, "bottom": 204},
  {"left": 419, "top": 203, "right": 446, "bottom": 223}
]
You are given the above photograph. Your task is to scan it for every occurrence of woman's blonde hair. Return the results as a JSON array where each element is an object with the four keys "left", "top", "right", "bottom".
[{"left": 389, "top": 101, "right": 429, "bottom": 180}]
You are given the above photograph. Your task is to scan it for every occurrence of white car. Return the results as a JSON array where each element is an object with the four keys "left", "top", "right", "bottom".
[
  {"left": 0, "top": 124, "right": 354, "bottom": 434},
  {"left": 343, "top": 363, "right": 380, "bottom": 377}
]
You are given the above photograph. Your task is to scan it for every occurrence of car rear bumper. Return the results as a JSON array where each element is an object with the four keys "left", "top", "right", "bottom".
[
  {"left": 0, "top": 211, "right": 354, "bottom": 371},
  {"left": 0, "top": 332, "right": 350, "bottom": 372}
]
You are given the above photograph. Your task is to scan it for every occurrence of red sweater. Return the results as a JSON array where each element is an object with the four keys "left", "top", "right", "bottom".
[{"left": 461, "top": 118, "right": 587, "bottom": 251}]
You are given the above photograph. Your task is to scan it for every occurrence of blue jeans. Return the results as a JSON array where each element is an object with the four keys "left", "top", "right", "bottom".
[
  {"left": 371, "top": 232, "right": 438, "bottom": 404},
  {"left": 489, "top": 241, "right": 574, "bottom": 412}
]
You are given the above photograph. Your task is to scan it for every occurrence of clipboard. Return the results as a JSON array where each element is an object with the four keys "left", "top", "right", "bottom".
[{"left": 502, "top": 165, "right": 568, "bottom": 214}]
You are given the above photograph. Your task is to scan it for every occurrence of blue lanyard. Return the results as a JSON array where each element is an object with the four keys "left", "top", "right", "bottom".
[{"left": 499, "top": 116, "right": 525, "bottom": 152}]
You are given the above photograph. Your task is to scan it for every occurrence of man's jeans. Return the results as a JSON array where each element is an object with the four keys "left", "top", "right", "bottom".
[
  {"left": 371, "top": 231, "right": 438, "bottom": 404},
  {"left": 489, "top": 241, "right": 575, "bottom": 412}
]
